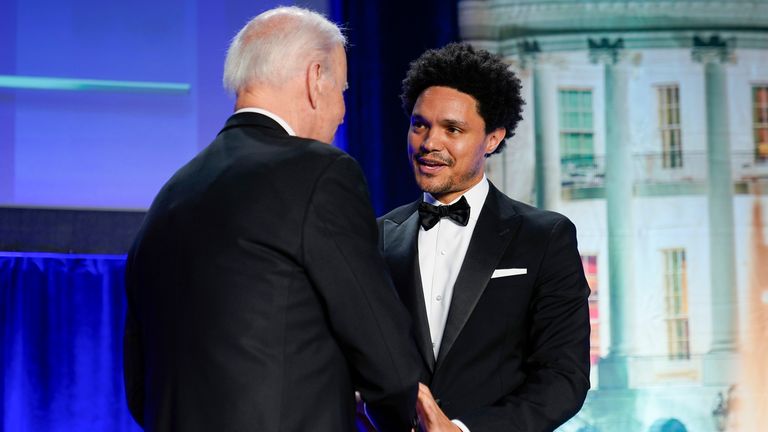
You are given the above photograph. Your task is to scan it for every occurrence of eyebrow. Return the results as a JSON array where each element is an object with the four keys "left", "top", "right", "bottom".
[
  {"left": 410, "top": 114, "right": 469, "bottom": 129},
  {"left": 440, "top": 118, "right": 469, "bottom": 129}
]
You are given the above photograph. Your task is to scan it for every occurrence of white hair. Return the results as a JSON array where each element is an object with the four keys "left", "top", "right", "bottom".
[{"left": 223, "top": 6, "right": 346, "bottom": 93}]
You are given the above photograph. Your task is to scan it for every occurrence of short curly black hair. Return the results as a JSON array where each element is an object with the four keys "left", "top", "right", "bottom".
[{"left": 400, "top": 43, "right": 524, "bottom": 155}]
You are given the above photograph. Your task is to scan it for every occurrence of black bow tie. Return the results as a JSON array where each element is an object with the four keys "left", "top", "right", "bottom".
[{"left": 418, "top": 196, "right": 471, "bottom": 231}]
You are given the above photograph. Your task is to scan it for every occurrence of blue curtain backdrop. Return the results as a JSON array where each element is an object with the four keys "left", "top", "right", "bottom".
[
  {"left": 331, "top": 0, "right": 459, "bottom": 215},
  {"left": 0, "top": 253, "right": 140, "bottom": 431}
]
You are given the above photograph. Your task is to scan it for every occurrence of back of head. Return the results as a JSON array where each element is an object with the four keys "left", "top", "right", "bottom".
[{"left": 223, "top": 6, "right": 346, "bottom": 93}]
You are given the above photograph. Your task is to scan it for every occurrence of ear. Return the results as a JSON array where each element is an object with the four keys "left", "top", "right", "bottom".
[
  {"left": 484, "top": 127, "right": 507, "bottom": 155},
  {"left": 307, "top": 61, "right": 322, "bottom": 110}
]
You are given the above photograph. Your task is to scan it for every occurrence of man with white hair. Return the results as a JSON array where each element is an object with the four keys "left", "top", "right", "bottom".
[{"left": 123, "top": 7, "right": 420, "bottom": 431}]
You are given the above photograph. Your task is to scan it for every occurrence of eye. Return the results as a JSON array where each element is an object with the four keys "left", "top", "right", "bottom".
[
  {"left": 446, "top": 126, "right": 462, "bottom": 135},
  {"left": 411, "top": 119, "right": 427, "bottom": 130}
]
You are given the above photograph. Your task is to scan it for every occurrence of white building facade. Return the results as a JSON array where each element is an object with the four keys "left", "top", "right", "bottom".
[{"left": 460, "top": 1, "right": 768, "bottom": 430}]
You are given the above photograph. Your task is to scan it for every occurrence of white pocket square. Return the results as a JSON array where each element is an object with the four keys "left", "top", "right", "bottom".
[{"left": 491, "top": 268, "right": 527, "bottom": 278}]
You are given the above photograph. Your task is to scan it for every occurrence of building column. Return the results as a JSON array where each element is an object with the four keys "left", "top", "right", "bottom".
[
  {"left": 523, "top": 41, "right": 561, "bottom": 210},
  {"left": 591, "top": 38, "right": 634, "bottom": 389},
  {"left": 693, "top": 35, "right": 739, "bottom": 386}
]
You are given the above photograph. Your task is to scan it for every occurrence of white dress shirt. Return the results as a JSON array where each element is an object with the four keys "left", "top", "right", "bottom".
[
  {"left": 418, "top": 175, "right": 488, "bottom": 432},
  {"left": 418, "top": 175, "right": 488, "bottom": 358},
  {"left": 234, "top": 107, "right": 296, "bottom": 136}
]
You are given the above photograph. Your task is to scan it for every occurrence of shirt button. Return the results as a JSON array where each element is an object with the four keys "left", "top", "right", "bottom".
[
  {"left": 440, "top": 250, "right": 446, "bottom": 255},
  {"left": 436, "top": 295, "right": 442, "bottom": 301}
]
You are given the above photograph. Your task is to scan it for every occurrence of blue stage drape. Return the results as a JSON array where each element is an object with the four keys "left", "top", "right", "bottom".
[
  {"left": 330, "top": 0, "right": 459, "bottom": 215},
  {"left": 0, "top": 252, "right": 140, "bottom": 432}
]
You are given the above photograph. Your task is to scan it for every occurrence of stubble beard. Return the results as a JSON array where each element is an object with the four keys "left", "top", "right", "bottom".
[
  {"left": 417, "top": 174, "right": 453, "bottom": 196},
  {"left": 414, "top": 164, "right": 482, "bottom": 198}
]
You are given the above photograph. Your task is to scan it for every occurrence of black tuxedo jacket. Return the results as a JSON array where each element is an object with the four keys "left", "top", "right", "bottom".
[
  {"left": 378, "top": 183, "right": 590, "bottom": 432},
  {"left": 124, "top": 112, "right": 420, "bottom": 432}
]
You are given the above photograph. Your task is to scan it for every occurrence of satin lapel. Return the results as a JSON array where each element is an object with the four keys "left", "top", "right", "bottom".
[
  {"left": 435, "top": 187, "right": 521, "bottom": 367},
  {"left": 382, "top": 211, "right": 436, "bottom": 372}
]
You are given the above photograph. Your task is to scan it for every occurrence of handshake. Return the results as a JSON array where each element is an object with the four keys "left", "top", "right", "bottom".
[{"left": 357, "top": 384, "right": 464, "bottom": 432}]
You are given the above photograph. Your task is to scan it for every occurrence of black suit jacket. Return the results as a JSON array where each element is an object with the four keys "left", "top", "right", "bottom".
[
  {"left": 124, "top": 112, "right": 420, "bottom": 432},
  {"left": 378, "top": 183, "right": 590, "bottom": 432}
]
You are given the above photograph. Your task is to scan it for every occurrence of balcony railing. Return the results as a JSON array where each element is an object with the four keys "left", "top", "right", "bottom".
[
  {"left": 560, "top": 155, "right": 605, "bottom": 189},
  {"left": 735, "top": 150, "right": 768, "bottom": 180},
  {"left": 560, "top": 150, "right": 768, "bottom": 189},
  {"left": 633, "top": 152, "right": 705, "bottom": 184}
]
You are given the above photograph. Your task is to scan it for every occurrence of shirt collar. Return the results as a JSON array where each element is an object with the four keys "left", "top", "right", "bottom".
[
  {"left": 423, "top": 174, "right": 489, "bottom": 220},
  {"left": 234, "top": 107, "right": 296, "bottom": 136}
]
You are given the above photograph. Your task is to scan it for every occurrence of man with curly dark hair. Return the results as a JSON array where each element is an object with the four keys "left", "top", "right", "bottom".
[{"left": 378, "top": 43, "right": 591, "bottom": 432}]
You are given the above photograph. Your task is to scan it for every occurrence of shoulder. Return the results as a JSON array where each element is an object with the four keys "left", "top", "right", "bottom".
[
  {"left": 278, "top": 136, "right": 359, "bottom": 171},
  {"left": 378, "top": 200, "right": 420, "bottom": 225},
  {"left": 300, "top": 142, "right": 368, "bottom": 188},
  {"left": 227, "top": 127, "right": 361, "bottom": 182},
  {"left": 298, "top": 136, "right": 349, "bottom": 160},
  {"left": 216, "top": 113, "right": 351, "bottom": 166},
  {"left": 491, "top": 187, "right": 576, "bottom": 234}
]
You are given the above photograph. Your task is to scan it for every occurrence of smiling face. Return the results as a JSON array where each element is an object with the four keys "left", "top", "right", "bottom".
[{"left": 407, "top": 86, "right": 506, "bottom": 203}]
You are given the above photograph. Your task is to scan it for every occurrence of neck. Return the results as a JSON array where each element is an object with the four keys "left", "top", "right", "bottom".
[{"left": 235, "top": 84, "right": 308, "bottom": 136}]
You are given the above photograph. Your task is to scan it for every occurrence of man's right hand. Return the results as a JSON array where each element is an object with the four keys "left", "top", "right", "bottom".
[{"left": 416, "top": 384, "right": 461, "bottom": 432}]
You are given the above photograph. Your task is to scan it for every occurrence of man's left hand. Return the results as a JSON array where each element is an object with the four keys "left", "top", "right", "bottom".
[{"left": 416, "top": 383, "right": 461, "bottom": 432}]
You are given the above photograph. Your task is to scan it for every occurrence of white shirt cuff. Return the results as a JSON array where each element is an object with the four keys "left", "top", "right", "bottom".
[{"left": 452, "top": 419, "right": 471, "bottom": 432}]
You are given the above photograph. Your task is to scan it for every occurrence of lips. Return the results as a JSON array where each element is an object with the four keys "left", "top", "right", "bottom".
[
  {"left": 415, "top": 155, "right": 450, "bottom": 175},
  {"left": 418, "top": 158, "right": 446, "bottom": 167}
]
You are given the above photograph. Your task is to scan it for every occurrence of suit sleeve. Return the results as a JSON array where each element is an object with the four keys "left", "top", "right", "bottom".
[
  {"left": 302, "top": 154, "right": 420, "bottom": 432},
  {"left": 459, "top": 217, "right": 591, "bottom": 432}
]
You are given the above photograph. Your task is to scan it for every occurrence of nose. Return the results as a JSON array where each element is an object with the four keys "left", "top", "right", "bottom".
[{"left": 419, "top": 129, "right": 441, "bottom": 152}]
